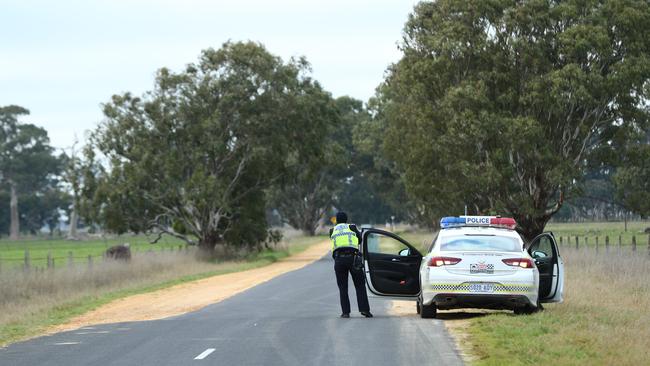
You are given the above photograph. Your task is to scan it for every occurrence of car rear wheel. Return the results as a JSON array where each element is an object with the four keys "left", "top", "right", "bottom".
[
  {"left": 420, "top": 301, "right": 437, "bottom": 319},
  {"left": 416, "top": 300, "right": 421, "bottom": 314},
  {"left": 514, "top": 300, "right": 542, "bottom": 315}
]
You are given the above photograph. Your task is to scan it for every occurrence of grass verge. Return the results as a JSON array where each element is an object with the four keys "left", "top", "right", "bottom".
[
  {"left": 0, "top": 235, "right": 325, "bottom": 347},
  {"left": 462, "top": 246, "right": 650, "bottom": 365}
]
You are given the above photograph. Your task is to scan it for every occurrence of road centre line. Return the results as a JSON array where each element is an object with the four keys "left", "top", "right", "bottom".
[
  {"left": 194, "top": 348, "right": 216, "bottom": 360},
  {"left": 74, "top": 331, "right": 110, "bottom": 335},
  {"left": 53, "top": 342, "right": 81, "bottom": 345}
]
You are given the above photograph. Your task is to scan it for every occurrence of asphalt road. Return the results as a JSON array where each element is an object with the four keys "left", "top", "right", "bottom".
[{"left": 0, "top": 253, "right": 463, "bottom": 366}]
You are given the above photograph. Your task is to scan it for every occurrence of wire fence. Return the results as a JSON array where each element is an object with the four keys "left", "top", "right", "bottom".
[
  {"left": 0, "top": 245, "right": 194, "bottom": 273},
  {"left": 557, "top": 234, "right": 650, "bottom": 255}
]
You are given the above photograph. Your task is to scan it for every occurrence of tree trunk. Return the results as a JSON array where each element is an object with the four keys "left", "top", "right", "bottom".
[
  {"left": 67, "top": 206, "right": 78, "bottom": 240},
  {"left": 9, "top": 183, "right": 19, "bottom": 240},
  {"left": 197, "top": 233, "right": 217, "bottom": 258},
  {"left": 515, "top": 214, "right": 551, "bottom": 243}
]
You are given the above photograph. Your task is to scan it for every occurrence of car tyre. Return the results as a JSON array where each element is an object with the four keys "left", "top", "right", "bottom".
[
  {"left": 416, "top": 300, "right": 421, "bottom": 314},
  {"left": 420, "top": 302, "right": 437, "bottom": 319}
]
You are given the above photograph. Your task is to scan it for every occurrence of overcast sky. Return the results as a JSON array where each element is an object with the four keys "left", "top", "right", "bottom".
[{"left": 1, "top": 0, "right": 418, "bottom": 150}]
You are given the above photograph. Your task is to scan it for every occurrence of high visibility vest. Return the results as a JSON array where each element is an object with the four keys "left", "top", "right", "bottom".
[{"left": 331, "top": 223, "right": 359, "bottom": 252}]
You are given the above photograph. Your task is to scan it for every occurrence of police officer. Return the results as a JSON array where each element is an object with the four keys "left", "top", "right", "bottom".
[{"left": 330, "top": 211, "right": 372, "bottom": 318}]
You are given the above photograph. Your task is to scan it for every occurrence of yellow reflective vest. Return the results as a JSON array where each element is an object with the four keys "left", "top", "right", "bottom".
[{"left": 330, "top": 223, "right": 359, "bottom": 252}]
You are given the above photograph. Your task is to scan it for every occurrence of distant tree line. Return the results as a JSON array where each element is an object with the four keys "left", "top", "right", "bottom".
[{"left": 2, "top": 0, "right": 649, "bottom": 248}]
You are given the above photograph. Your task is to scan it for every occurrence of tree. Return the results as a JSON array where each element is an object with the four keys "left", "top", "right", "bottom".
[
  {"left": 614, "top": 129, "right": 650, "bottom": 218},
  {"left": 379, "top": 0, "right": 650, "bottom": 240},
  {"left": 0, "top": 105, "right": 61, "bottom": 239},
  {"left": 268, "top": 83, "right": 341, "bottom": 235},
  {"left": 61, "top": 138, "right": 83, "bottom": 239},
  {"left": 88, "top": 42, "right": 320, "bottom": 252}
]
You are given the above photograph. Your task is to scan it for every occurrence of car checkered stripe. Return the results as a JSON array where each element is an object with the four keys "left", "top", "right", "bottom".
[{"left": 430, "top": 284, "right": 534, "bottom": 293}]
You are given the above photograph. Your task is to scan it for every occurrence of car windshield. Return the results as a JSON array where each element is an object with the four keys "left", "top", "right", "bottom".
[{"left": 440, "top": 235, "right": 521, "bottom": 252}]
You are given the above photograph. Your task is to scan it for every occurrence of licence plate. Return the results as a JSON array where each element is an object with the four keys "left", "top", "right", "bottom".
[{"left": 468, "top": 283, "right": 495, "bottom": 293}]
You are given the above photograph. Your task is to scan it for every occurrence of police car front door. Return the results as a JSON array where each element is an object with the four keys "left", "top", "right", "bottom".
[
  {"left": 528, "top": 232, "right": 564, "bottom": 303},
  {"left": 361, "top": 229, "right": 422, "bottom": 298}
]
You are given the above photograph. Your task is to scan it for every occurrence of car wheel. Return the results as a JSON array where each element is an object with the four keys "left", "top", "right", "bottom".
[
  {"left": 416, "top": 300, "right": 421, "bottom": 314},
  {"left": 420, "top": 302, "right": 437, "bottom": 319}
]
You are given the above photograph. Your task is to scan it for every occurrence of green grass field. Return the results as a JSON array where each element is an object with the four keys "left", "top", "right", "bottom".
[{"left": 0, "top": 235, "right": 187, "bottom": 269}]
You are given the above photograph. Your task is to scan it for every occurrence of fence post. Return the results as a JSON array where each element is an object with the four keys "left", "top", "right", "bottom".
[
  {"left": 24, "top": 249, "right": 31, "bottom": 272},
  {"left": 68, "top": 251, "right": 74, "bottom": 268},
  {"left": 605, "top": 236, "right": 610, "bottom": 252},
  {"left": 585, "top": 237, "right": 589, "bottom": 248},
  {"left": 559, "top": 236, "right": 563, "bottom": 246},
  {"left": 595, "top": 236, "right": 599, "bottom": 253},
  {"left": 647, "top": 234, "right": 650, "bottom": 255},
  {"left": 87, "top": 255, "right": 93, "bottom": 270},
  {"left": 632, "top": 236, "right": 637, "bottom": 252},
  {"left": 47, "top": 252, "right": 53, "bottom": 269},
  {"left": 575, "top": 236, "right": 579, "bottom": 250},
  {"left": 618, "top": 235, "right": 622, "bottom": 251}
]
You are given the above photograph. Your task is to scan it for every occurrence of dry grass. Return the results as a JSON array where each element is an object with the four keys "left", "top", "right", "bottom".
[
  {"left": 466, "top": 246, "right": 650, "bottom": 365},
  {"left": 553, "top": 247, "right": 650, "bottom": 365},
  {"left": 0, "top": 250, "right": 220, "bottom": 327}
]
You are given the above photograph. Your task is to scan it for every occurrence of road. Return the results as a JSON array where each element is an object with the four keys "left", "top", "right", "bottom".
[{"left": 0, "top": 253, "right": 463, "bottom": 366}]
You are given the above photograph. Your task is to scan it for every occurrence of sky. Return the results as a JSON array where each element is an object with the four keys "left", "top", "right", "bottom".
[{"left": 1, "top": 0, "right": 419, "bottom": 151}]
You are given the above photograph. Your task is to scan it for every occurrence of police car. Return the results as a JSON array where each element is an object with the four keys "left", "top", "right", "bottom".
[{"left": 360, "top": 216, "right": 564, "bottom": 318}]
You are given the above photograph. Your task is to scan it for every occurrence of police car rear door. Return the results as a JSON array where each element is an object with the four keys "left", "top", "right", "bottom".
[
  {"left": 361, "top": 228, "right": 422, "bottom": 299},
  {"left": 527, "top": 232, "right": 564, "bottom": 303}
]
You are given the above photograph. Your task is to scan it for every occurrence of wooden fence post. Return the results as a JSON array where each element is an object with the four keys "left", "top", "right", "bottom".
[
  {"left": 647, "top": 234, "right": 650, "bottom": 255},
  {"left": 595, "top": 236, "right": 599, "bottom": 253},
  {"left": 87, "top": 255, "right": 93, "bottom": 270},
  {"left": 575, "top": 236, "right": 579, "bottom": 250},
  {"left": 559, "top": 236, "right": 563, "bottom": 246},
  {"left": 632, "top": 236, "right": 637, "bottom": 252},
  {"left": 618, "top": 235, "right": 622, "bottom": 250},
  {"left": 68, "top": 251, "right": 74, "bottom": 268},
  {"left": 585, "top": 237, "right": 589, "bottom": 248},
  {"left": 47, "top": 252, "right": 53, "bottom": 269},
  {"left": 24, "top": 249, "right": 31, "bottom": 272},
  {"left": 605, "top": 236, "right": 610, "bottom": 252}
]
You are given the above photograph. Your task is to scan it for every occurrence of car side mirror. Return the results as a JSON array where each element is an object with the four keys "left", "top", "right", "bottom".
[{"left": 399, "top": 248, "right": 410, "bottom": 256}]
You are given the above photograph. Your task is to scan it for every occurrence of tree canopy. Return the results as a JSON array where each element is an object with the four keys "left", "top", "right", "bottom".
[
  {"left": 378, "top": 0, "right": 650, "bottom": 240},
  {"left": 86, "top": 41, "right": 334, "bottom": 250},
  {"left": 0, "top": 105, "right": 61, "bottom": 239}
]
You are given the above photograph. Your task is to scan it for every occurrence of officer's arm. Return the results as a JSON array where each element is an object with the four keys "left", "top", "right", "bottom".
[{"left": 349, "top": 224, "right": 362, "bottom": 244}]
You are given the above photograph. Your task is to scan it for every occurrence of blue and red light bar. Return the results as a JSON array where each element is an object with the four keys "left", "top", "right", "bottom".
[{"left": 440, "top": 216, "right": 517, "bottom": 230}]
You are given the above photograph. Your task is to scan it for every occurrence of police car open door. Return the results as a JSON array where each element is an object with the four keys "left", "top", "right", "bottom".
[
  {"left": 361, "top": 228, "right": 422, "bottom": 299},
  {"left": 527, "top": 233, "right": 564, "bottom": 303}
]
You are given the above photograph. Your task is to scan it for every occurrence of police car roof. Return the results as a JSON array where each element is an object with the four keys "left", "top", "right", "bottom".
[{"left": 438, "top": 226, "right": 523, "bottom": 240}]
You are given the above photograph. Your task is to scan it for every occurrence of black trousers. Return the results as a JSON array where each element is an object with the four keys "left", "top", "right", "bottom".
[{"left": 334, "top": 254, "right": 370, "bottom": 314}]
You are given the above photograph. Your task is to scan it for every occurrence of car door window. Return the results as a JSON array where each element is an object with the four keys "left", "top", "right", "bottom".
[
  {"left": 366, "top": 232, "right": 413, "bottom": 256},
  {"left": 530, "top": 236, "right": 553, "bottom": 259}
]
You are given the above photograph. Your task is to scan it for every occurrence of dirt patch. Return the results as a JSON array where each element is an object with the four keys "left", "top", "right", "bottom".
[{"left": 48, "top": 240, "right": 330, "bottom": 334}]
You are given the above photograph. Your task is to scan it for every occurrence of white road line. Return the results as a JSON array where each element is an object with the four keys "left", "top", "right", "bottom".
[
  {"left": 194, "top": 348, "right": 216, "bottom": 360},
  {"left": 53, "top": 342, "right": 81, "bottom": 345},
  {"left": 74, "top": 331, "right": 110, "bottom": 335}
]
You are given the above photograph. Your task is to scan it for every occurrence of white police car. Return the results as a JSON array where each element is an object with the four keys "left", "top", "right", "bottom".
[{"left": 361, "top": 216, "right": 564, "bottom": 318}]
